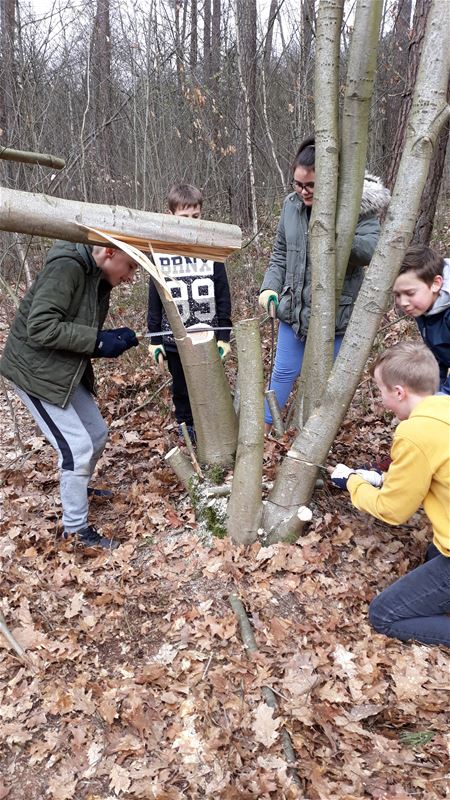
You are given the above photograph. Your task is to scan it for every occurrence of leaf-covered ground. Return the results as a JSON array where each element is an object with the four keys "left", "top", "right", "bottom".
[{"left": 0, "top": 292, "right": 448, "bottom": 800}]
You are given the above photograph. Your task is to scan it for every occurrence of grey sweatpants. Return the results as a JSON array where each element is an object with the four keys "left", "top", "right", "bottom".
[{"left": 15, "top": 384, "right": 108, "bottom": 533}]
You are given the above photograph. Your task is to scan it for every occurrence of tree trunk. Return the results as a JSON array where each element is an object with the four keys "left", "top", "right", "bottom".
[
  {"left": 227, "top": 319, "right": 264, "bottom": 543},
  {"left": 0, "top": 0, "right": 16, "bottom": 184},
  {"left": 385, "top": 0, "right": 431, "bottom": 191},
  {"left": 335, "top": 0, "right": 383, "bottom": 300},
  {"left": 232, "top": 0, "right": 257, "bottom": 231},
  {"left": 190, "top": 0, "right": 198, "bottom": 73},
  {"left": 263, "top": 0, "right": 450, "bottom": 542},
  {"left": 412, "top": 72, "right": 450, "bottom": 245},
  {"left": 0, "top": 187, "right": 242, "bottom": 261},
  {"left": 298, "top": 0, "right": 343, "bottom": 420}
]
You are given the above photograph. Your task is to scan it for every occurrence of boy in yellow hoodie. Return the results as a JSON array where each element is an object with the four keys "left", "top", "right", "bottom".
[{"left": 330, "top": 342, "right": 450, "bottom": 648}]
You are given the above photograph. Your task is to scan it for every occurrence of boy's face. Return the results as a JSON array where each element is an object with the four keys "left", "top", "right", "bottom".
[
  {"left": 171, "top": 204, "right": 202, "bottom": 219},
  {"left": 374, "top": 367, "right": 409, "bottom": 420},
  {"left": 97, "top": 248, "right": 138, "bottom": 287},
  {"left": 393, "top": 271, "right": 443, "bottom": 316}
]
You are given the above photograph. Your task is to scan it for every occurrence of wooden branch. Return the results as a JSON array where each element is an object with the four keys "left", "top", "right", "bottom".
[
  {"left": 0, "top": 609, "right": 29, "bottom": 664},
  {"left": 0, "top": 147, "right": 65, "bottom": 170},
  {"left": 165, "top": 446, "right": 197, "bottom": 491},
  {"left": 265, "top": 390, "right": 284, "bottom": 436},
  {"left": 180, "top": 422, "right": 204, "bottom": 479},
  {"left": 0, "top": 187, "right": 242, "bottom": 261},
  {"left": 229, "top": 594, "right": 302, "bottom": 788}
]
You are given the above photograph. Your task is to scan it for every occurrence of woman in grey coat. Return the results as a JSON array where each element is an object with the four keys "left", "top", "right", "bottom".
[{"left": 259, "top": 136, "right": 390, "bottom": 430}]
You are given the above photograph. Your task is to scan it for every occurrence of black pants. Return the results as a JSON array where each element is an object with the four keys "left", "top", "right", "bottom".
[{"left": 166, "top": 349, "right": 193, "bottom": 426}]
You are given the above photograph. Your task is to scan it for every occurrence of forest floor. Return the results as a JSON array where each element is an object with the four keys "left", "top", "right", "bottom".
[{"left": 0, "top": 256, "right": 449, "bottom": 800}]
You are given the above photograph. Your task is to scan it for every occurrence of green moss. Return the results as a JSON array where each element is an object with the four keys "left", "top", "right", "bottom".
[
  {"left": 188, "top": 476, "right": 228, "bottom": 538},
  {"left": 204, "top": 465, "right": 226, "bottom": 485}
]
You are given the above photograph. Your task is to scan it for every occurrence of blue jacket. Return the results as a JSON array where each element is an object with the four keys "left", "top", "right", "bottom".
[{"left": 416, "top": 259, "right": 450, "bottom": 388}]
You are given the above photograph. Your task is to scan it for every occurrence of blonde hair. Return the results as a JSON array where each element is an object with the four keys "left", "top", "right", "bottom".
[{"left": 370, "top": 342, "right": 439, "bottom": 394}]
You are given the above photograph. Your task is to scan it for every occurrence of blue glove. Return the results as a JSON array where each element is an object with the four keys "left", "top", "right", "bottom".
[
  {"left": 330, "top": 464, "right": 356, "bottom": 490},
  {"left": 93, "top": 327, "right": 139, "bottom": 358}
]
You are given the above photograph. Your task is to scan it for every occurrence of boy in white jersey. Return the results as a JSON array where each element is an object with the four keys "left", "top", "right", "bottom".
[{"left": 147, "top": 184, "right": 232, "bottom": 437}]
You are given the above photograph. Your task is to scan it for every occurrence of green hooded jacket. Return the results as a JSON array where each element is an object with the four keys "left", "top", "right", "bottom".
[{"left": 0, "top": 241, "right": 111, "bottom": 408}]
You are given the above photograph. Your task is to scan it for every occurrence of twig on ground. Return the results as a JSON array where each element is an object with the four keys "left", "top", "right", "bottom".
[
  {"left": 111, "top": 378, "right": 171, "bottom": 426},
  {"left": 181, "top": 422, "right": 203, "bottom": 479},
  {"left": 229, "top": 593, "right": 302, "bottom": 788}
]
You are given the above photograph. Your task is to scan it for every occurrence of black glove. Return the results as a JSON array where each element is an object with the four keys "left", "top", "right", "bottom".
[{"left": 93, "top": 327, "right": 139, "bottom": 358}]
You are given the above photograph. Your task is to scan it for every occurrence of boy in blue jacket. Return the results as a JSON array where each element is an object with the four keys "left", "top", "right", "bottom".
[
  {"left": 393, "top": 245, "right": 450, "bottom": 393},
  {"left": 147, "top": 184, "right": 232, "bottom": 438}
]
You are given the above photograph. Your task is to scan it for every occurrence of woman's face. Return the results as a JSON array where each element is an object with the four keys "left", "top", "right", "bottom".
[{"left": 292, "top": 165, "right": 315, "bottom": 207}]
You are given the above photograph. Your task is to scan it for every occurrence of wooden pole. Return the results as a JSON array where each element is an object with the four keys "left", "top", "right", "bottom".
[
  {"left": 0, "top": 186, "right": 242, "bottom": 261},
  {"left": 0, "top": 147, "right": 65, "bottom": 170}
]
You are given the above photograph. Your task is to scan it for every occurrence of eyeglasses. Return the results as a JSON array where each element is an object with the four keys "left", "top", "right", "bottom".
[{"left": 292, "top": 180, "right": 315, "bottom": 192}]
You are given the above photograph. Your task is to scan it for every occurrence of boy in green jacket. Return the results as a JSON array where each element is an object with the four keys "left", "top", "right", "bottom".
[
  {"left": 330, "top": 342, "right": 450, "bottom": 648},
  {"left": 1, "top": 241, "right": 139, "bottom": 550}
]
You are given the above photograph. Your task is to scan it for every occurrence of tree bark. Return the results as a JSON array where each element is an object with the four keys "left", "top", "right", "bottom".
[
  {"left": 412, "top": 72, "right": 450, "bottom": 245},
  {"left": 227, "top": 319, "right": 264, "bottom": 543},
  {"left": 0, "top": 187, "right": 242, "bottom": 261},
  {"left": 385, "top": 0, "right": 431, "bottom": 192},
  {"left": 299, "top": 0, "right": 343, "bottom": 420},
  {"left": 0, "top": 148, "right": 65, "bottom": 170},
  {"left": 335, "top": 0, "right": 383, "bottom": 300},
  {"left": 233, "top": 0, "right": 258, "bottom": 231},
  {"left": 263, "top": 0, "right": 450, "bottom": 541}
]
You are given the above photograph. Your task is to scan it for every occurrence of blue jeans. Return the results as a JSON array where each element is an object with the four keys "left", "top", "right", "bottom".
[
  {"left": 369, "top": 543, "right": 450, "bottom": 648},
  {"left": 265, "top": 321, "right": 344, "bottom": 424},
  {"left": 438, "top": 372, "right": 450, "bottom": 395}
]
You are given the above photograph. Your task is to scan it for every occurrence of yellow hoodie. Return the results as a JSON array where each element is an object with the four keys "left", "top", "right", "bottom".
[{"left": 348, "top": 396, "right": 450, "bottom": 556}]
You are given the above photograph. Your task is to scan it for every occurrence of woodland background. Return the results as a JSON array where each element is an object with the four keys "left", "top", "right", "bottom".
[{"left": 0, "top": 1, "right": 449, "bottom": 798}]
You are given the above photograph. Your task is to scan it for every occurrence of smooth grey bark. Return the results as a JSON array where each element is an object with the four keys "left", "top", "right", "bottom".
[
  {"left": 227, "top": 319, "right": 264, "bottom": 543},
  {"left": 298, "top": 0, "right": 343, "bottom": 420},
  {"left": 263, "top": 0, "right": 450, "bottom": 541},
  {"left": 0, "top": 187, "right": 242, "bottom": 261},
  {"left": 0, "top": 148, "right": 65, "bottom": 170},
  {"left": 335, "top": 0, "right": 383, "bottom": 300}
]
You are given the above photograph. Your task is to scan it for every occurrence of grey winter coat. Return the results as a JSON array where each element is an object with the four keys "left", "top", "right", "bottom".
[
  {"left": 261, "top": 174, "right": 390, "bottom": 337},
  {"left": 0, "top": 241, "right": 111, "bottom": 408}
]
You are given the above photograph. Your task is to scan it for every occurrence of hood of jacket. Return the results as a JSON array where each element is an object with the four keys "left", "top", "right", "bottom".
[
  {"left": 425, "top": 258, "right": 450, "bottom": 316},
  {"left": 46, "top": 241, "right": 99, "bottom": 276},
  {"left": 359, "top": 173, "right": 391, "bottom": 219},
  {"left": 289, "top": 171, "right": 390, "bottom": 219},
  {"left": 409, "top": 394, "right": 450, "bottom": 427}
]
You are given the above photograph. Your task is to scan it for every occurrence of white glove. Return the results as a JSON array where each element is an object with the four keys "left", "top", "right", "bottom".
[
  {"left": 258, "top": 290, "right": 279, "bottom": 317},
  {"left": 148, "top": 343, "right": 166, "bottom": 366},
  {"left": 217, "top": 341, "right": 231, "bottom": 360},
  {"left": 330, "top": 464, "right": 355, "bottom": 490},
  {"left": 354, "top": 468, "right": 384, "bottom": 488}
]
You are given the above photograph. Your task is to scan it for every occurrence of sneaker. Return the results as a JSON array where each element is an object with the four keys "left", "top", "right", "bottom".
[
  {"left": 87, "top": 487, "right": 113, "bottom": 499},
  {"left": 64, "top": 525, "right": 119, "bottom": 550},
  {"left": 178, "top": 424, "right": 196, "bottom": 444}
]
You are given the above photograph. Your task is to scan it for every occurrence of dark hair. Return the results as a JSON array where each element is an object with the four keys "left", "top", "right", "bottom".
[
  {"left": 398, "top": 245, "right": 444, "bottom": 286},
  {"left": 369, "top": 341, "right": 439, "bottom": 394},
  {"left": 168, "top": 183, "right": 203, "bottom": 213},
  {"left": 292, "top": 135, "right": 315, "bottom": 172}
]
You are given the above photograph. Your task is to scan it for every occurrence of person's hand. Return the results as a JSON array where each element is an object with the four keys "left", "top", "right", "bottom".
[
  {"left": 148, "top": 343, "right": 166, "bottom": 366},
  {"left": 259, "top": 290, "right": 279, "bottom": 317},
  {"left": 330, "top": 463, "right": 355, "bottom": 490},
  {"left": 354, "top": 468, "right": 384, "bottom": 487},
  {"left": 217, "top": 341, "right": 231, "bottom": 360},
  {"left": 93, "top": 328, "right": 138, "bottom": 358}
]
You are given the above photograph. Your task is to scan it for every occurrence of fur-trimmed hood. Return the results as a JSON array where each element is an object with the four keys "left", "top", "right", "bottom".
[{"left": 360, "top": 173, "right": 391, "bottom": 219}]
